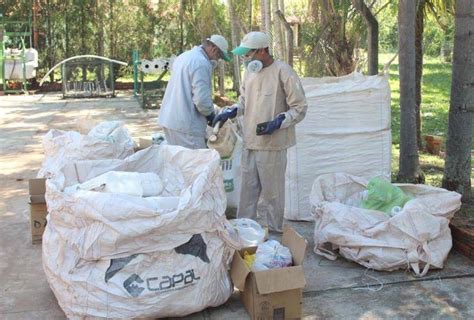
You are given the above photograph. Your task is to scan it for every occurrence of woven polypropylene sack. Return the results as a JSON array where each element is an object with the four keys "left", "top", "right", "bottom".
[
  {"left": 310, "top": 173, "right": 461, "bottom": 276},
  {"left": 285, "top": 73, "right": 392, "bottom": 221},
  {"left": 43, "top": 145, "right": 237, "bottom": 318}
]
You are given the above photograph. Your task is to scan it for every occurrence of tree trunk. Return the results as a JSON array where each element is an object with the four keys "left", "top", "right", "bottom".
[
  {"left": 218, "top": 60, "right": 225, "bottom": 96},
  {"left": 247, "top": 0, "right": 252, "bottom": 29},
  {"left": 260, "top": 0, "right": 266, "bottom": 31},
  {"left": 109, "top": 0, "right": 115, "bottom": 57},
  {"left": 32, "top": 0, "right": 39, "bottom": 49},
  {"left": 97, "top": 0, "right": 105, "bottom": 83},
  {"left": 351, "top": 0, "right": 378, "bottom": 75},
  {"left": 415, "top": 0, "right": 426, "bottom": 150},
  {"left": 442, "top": 0, "right": 473, "bottom": 201},
  {"left": 180, "top": 0, "right": 184, "bottom": 53},
  {"left": 271, "top": 0, "right": 283, "bottom": 60},
  {"left": 200, "top": 0, "right": 213, "bottom": 39},
  {"left": 65, "top": 0, "right": 70, "bottom": 58},
  {"left": 81, "top": 1, "right": 87, "bottom": 81},
  {"left": 397, "top": 0, "right": 422, "bottom": 183},
  {"left": 275, "top": 10, "right": 293, "bottom": 67},
  {"left": 264, "top": 0, "right": 272, "bottom": 54},
  {"left": 278, "top": 0, "right": 286, "bottom": 62},
  {"left": 46, "top": 0, "right": 54, "bottom": 82},
  {"left": 228, "top": 0, "right": 241, "bottom": 93}
]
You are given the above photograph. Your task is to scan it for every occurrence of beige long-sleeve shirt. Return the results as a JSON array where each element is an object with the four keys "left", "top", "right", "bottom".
[{"left": 236, "top": 60, "right": 308, "bottom": 151}]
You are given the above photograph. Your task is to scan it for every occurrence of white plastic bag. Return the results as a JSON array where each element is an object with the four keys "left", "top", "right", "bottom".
[
  {"left": 252, "top": 240, "right": 292, "bottom": 272},
  {"left": 78, "top": 171, "right": 164, "bottom": 197},
  {"left": 230, "top": 218, "right": 265, "bottom": 247}
]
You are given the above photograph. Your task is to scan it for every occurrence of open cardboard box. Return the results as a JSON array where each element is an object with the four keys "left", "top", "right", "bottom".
[
  {"left": 29, "top": 178, "right": 47, "bottom": 244},
  {"left": 230, "top": 226, "right": 307, "bottom": 319}
]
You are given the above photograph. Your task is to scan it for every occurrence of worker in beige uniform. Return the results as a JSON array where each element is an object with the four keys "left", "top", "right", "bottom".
[{"left": 213, "top": 32, "right": 307, "bottom": 232}]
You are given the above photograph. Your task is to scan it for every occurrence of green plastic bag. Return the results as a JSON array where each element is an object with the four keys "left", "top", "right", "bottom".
[{"left": 361, "top": 177, "right": 412, "bottom": 215}]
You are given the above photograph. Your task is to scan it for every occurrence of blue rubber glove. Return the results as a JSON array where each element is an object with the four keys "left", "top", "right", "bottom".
[
  {"left": 212, "top": 107, "right": 238, "bottom": 127},
  {"left": 206, "top": 111, "right": 216, "bottom": 126},
  {"left": 256, "top": 114, "right": 286, "bottom": 136}
]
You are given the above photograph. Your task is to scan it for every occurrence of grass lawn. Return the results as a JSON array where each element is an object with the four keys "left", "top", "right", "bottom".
[
  {"left": 380, "top": 53, "right": 473, "bottom": 187},
  {"left": 380, "top": 53, "right": 453, "bottom": 146}
]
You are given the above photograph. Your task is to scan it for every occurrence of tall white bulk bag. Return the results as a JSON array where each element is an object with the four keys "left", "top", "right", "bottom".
[{"left": 285, "top": 72, "right": 392, "bottom": 221}]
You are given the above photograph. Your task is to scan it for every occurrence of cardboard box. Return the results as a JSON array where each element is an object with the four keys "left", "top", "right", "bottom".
[
  {"left": 230, "top": 226, "right": 307, "bottom": 319},
  {"left": 29, "top": 178, "right": 48, "bottom": 244}
]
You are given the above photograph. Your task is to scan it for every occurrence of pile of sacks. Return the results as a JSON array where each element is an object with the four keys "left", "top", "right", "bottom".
[
  {"left": 41, "top": 122, "right": 237, "bottom": 318},
  {"left": 310, "top": 173, "right": 462, "bottom": 276}
]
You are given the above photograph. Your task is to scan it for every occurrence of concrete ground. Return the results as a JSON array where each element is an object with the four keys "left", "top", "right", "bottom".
[{"left": 1, "top": 93, "right": 473, "bottom": 320}]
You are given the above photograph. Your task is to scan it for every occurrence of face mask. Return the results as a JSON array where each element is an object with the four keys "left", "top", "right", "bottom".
[
  {"left": 246, "top": 60, "right": 263, "bottom": 73},
  {"left": 243, "top": 51, "right": 263, "bottom": 73},
  {"left": 210, "top": 60, "right": 218, "bottom": 70}
]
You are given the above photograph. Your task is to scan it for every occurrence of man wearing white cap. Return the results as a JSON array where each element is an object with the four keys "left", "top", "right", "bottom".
[
  {"left": 158, "top": 35, "right": 231, "bottom": 149},
  {"left": 213, "top": 31, "right": 307, "bottom": 232}
]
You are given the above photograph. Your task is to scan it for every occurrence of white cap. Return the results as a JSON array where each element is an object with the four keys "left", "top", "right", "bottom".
[
  {"left": 232, "top": 32, "right": 271, "bottom": 56},
  {"left": 207, "top": 35, "right": 231, "bottom": 61}
]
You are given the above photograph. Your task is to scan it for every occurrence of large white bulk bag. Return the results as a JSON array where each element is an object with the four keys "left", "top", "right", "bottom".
[
  {"left": 310, "top": 173, "right": 461, "bottom": 276},
  {"left": 43, "top": 146, "right": 238, "bottom": 318},
  {"left": 43, "top": 230, "right": 233, "bottom": 319},
  {"left": 285, "top": 72, "right": 392, "bottom": 221}
]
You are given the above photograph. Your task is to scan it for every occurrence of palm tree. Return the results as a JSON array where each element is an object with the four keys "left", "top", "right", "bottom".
[
  {"left": 442, "top": 0, "right": 473, "bottom": 201},
  {"left": 397, "top": 0, "right": 423, "bottom": 183},
  {"left": 228, "top": 0, "right": 241, "bottom": 93},
  {"left": 307, "top": 0, "right": 360, "bottom": 76}
]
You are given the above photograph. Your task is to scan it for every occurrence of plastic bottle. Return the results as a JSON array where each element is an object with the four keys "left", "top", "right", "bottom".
[{"left": 207, "top": 123, "right": 237, "bottom": 158}]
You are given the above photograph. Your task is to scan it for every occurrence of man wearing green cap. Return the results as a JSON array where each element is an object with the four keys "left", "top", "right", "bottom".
[
  {"left": 159, "top": 35, "right": 231, "bottom": 149},
  {"left": 213, "top": 31, "right": 307, "bottom": 232}
]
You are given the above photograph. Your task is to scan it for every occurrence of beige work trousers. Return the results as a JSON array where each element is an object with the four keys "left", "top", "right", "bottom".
[{"left": 237, "top": 148, "right": 287, "bottom": 232}]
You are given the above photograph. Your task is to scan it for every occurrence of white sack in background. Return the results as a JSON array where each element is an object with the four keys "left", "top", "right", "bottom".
[
  {"left": 38, "top": 121, "right": 135, "bottom": 178},
  {"left": 4, "top": 60, "right": 37, "bottom": 79},
  {"left": 4, "top": 48, "right": 38, "bottom": 79},
  {"left": 310, "top": 173, "right": 462, "bottom": 276},
  {"left": 208, "top": 117, "right": 242, "bottom": 209},
  {"left": 221, "top": 134, "right": 242, "bottom": 209},
  {"left": 285, "top": 72, "right": 392, "bottom": 221}
]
